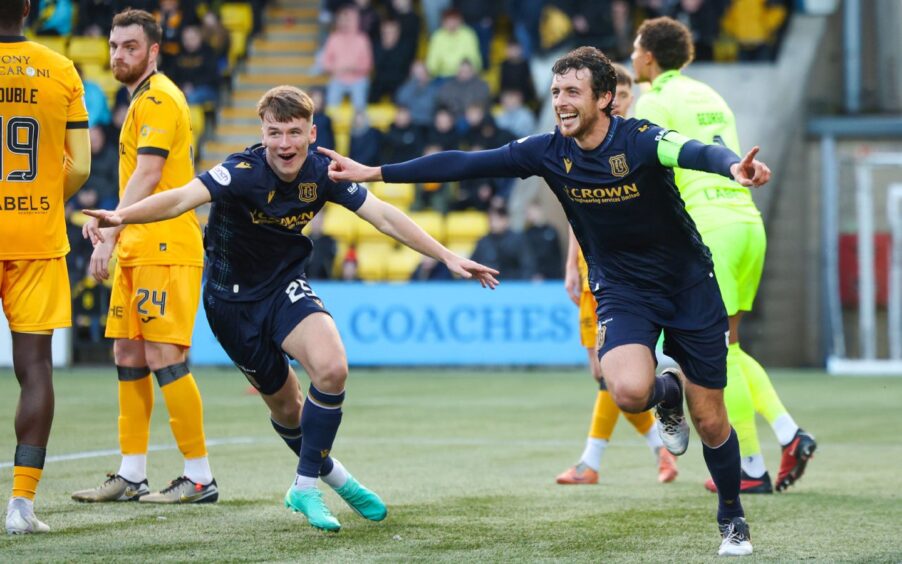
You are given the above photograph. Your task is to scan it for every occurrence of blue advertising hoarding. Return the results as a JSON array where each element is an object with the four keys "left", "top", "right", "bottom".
[{"left": 190, "top": 281, "right": 585, "bottom": 366}]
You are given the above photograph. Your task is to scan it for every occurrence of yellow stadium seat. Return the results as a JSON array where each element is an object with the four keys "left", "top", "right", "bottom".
[
  {"left": 332, "top": 240, "right": 350, "bottom": 278},
  {"left": 446, "top": 210, "right": 489, "bottom": 243},
  {"left": 68, "top": 36, "right": 109, "bottom": 67},
  {"left": 409, "top": 210, "right": 445, "bottom": 242},
  {"left": 220, "top": 3, "right": 254, "bottom": 34},
  {"left": 92, "top": 73, "right": 121, "bottom": 107},
  {"left": 189, "top": 104, "right": 206, "bottom": 145},
  {"left": 228, "top": 30, "right": 248, "bottom": 67},
  {"left": 79, "top": 62, "right": 105, "bottom": 80},
  {"left": 386, "top": 247, "right": 421, "bottom": 281},
  {"left": 367, "top": 103, "right": 396, "bottom": 132},
  {"left": 35, "top": 36, "right": 67, "bottom": 56},
  {"left": 375, "top": 182, "right": 415, "bottom": 209},
  {"left": 356, "top": 242, "right": 393, "bottom": 280},
  {"left": 320, "top": 203, "right": 358, "bottom": 245},
  {"left": 447, "top": 239, "right": 477, "bottom": 259},
  {"left": 326, "top": 102, "right": 354, "bottom": 134}
]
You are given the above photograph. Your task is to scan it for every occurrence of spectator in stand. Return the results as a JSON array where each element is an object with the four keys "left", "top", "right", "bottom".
[
  {"left": 422, "top": 0, "right": 451, "bottom": 33},
  {"left": 453, "top": 0, "right": 499, "bottom": 70},
  {"left": 170, "top": 25, "right": 220, "bottom": 107},
  {"left": 156, "top": 0, "right": 195, "bottom": 69},
  {"left": 411, "top": 144, "right": 452, "bottom": 214},
  {"left": 499, "top": 40, "right": 537, "bottom": 107},
  {"left": 410, "top": 256, "right": 453, "bottom": 280},
  {"left": 425, "top": 8, "right": 481, "bottom": 79},
  {"left": 369, "top": 18, "right": 411, "bottom": 103},
  {"left": 383, "top": 106, "right": 424, "bottom": 164},
  {"left": 200, "top": 11, "right": 231, "bottom": 79},
  {"left": 340, "top": 247, "right": 362, "bottom": 281},
  {"left": 349, "top": 111, "right": 383, "bottom": 167},
  {"left": 388, "top": 0, "right": 420, "bottom": 66},
  {"left": 562, "top": 0, "right": 622, "bottom": 58},
  {"left": 353, "top": 0, "right": 380, "bottom": 44},
  {"left": 523, "top": 201, "right": 563, "bottom": 280},
  {"left": 76, "top": 67, "right": 112, "bottom": 128},
  {"left": 462, "top": 103, "right": 486, "bottom": 139},
  {"left": 496, "top": 89, "right": 536, "bottom": 138},
  {"left": 30, "top": 0, "right": 74, "bottom": 35},
  {"left": 395, "top": 61, "right": 439, "bottom": 130},
  {"left": 465, "top": 115, "right": 516, "bottom": 201},
  {"left": 322, "top": 5, "right": 373, "bottom": 111},
  {"left": 309, "top": 88, "right": 335, "bottom": 151},
  {"left": 85, "top": 126, "right": 119, "bottom": 209},
  {"left": 466, "top": 112, "right": 515, "bottom": 151},
  {"left": 721, "top": 0, "right": 787, "bottom": 61},
  {"left": 435, "top": 59, "right": 490, "bottom": 120},
  {"left": 471, "top": 205, "right": 536, "bottom": 280},
  {"left": 305, "top": 212, "right": 338, "bottom": 280},
  {"left": 668, "top": 0, "right": 728, "bottom": 62},
  {"left": 508, "top": 0, "right": 543, "bottom": 60},
  {"left": 425, "top": 107, "right": 460, "bottom": 151},
  {"left": 76, "top": 0, "right": 114, "bottom": 35}
]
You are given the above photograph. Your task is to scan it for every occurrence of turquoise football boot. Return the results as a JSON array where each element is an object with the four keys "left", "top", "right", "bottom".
[
  {"left": 284, "top": 487, "right": 341, "bottom": 532},
  {"left": 333, "top": 474, "right": 387, "bottom": 521}
]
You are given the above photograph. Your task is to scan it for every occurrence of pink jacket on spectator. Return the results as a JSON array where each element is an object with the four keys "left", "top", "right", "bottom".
[{"left": 322, "top": 30, "right": 373, "bottom": 84}]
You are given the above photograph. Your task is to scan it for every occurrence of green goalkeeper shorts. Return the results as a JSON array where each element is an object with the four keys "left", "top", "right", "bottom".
[{"left": 701, "top": 221, "right": 766, "bottom": 316}]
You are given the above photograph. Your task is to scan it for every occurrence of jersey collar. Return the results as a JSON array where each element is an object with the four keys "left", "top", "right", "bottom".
[
  {"left": 0, "top": 35, "right": 26, "bottom": 43},
  {"left": 651, "top": 69, "right": 681, "bottom": 92},
  {"left": 130, "top": 71, "right": 157, "bottom": 101}
]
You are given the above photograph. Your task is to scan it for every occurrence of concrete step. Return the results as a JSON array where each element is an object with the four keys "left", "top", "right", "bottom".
[
  {"left": 220, "top": 106, "right": 260, "bottom": 121},
  {"left": 244, "top": 54, "right": 315, "bottom": 69},
  {"left": 264, "top": 23, "right": 318, "bottom": 36},
  {"left": 251, "top": 36, "right": 317, "bottom": 52},
  {"left": 216, "top": 123, "right": 262, "bottom": 137},
  {"left": 236, "top": 73, "right": 327, "bottom": 88},
  {"left": 263, "top": 7, "right": 319, "bottom": 22}
]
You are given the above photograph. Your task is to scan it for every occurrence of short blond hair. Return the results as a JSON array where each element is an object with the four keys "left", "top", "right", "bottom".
[{"left": 256, "top": 85, "right": 314, "bottom": 122}]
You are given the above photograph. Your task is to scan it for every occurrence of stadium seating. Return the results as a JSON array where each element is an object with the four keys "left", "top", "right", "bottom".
[
  {"left": 320, "top": 203, "right": 358, "bottom": 244},
  {"left": 409, "top": 210, "right": 445, "bottom": 242},
  {"left": 68, "top": 36, "right": 109, "bottom": 67},
  {"left": 189, "top": 104, "right": 206, "bottom": 146},
  {"left": 35, "top": 36, "right": 67, "bottom": 56},
  {"left": 386, "top": 246, "right": 422, "bottom": 281},
  {"left": 446, "top": 211, "right": 489, "bottom": 244},
  {"left": 356, "top": 241, "right": 393, "bottom": 280},
  {"left": 370, "top": 182, "right": 415, "bottom": 210},
  {"left": 220, "top": 3, "right": 255, "bottom": 35}
]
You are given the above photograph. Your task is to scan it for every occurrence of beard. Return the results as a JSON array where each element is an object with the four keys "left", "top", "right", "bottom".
[
  {"left": 112, "top": 52, "right": 150, "bottom": 84},
  {"left": 559, "top": 108, "right": 599, "bottom": 140}
]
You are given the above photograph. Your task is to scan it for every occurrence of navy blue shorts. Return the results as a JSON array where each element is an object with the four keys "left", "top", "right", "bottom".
[
  {"left": 595, "top": 274, "right": 729, "bottom": 389},
  {"left": 204, "top": 277, "right": 329, "bottom": 395}
]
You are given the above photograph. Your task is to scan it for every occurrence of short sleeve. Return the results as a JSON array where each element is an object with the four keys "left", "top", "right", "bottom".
[
  {"left": 328, "top": 180, "right": 368, "bottom": 211},
  {"left": 133, "top": 93, "right": 178, "bottom": 158},
  {"left": 198, "top": 157, "right": 252, "bottom": 202},
  {"left": 502, "top": 133, "right": 553, "bottom": 178},
  {"left": 65, "top": 62, "right": 89, "bottom": 129}
]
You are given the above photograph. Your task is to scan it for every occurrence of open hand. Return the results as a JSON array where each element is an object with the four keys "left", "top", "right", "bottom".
[
  {"left": 444, "top": 255, "right": 500, "bottom": 289},
  {"left": 82, "top": 210, "right": 123, "bottom": 245},
  {"left": 730, "top": 146, "right": 771, "bottom": 188}
]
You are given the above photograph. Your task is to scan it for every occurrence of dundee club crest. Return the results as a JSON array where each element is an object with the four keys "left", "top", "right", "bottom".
[
  {"left": 609, "top": 154, "right": 629, "bottom": 177},
  {"left": 298, "top": 182, "right": 318, "bottom": 202}
]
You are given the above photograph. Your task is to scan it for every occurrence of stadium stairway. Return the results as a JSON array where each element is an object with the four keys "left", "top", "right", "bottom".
[{"left": 199, "top": 0, "right": 325, "bottom": 171}]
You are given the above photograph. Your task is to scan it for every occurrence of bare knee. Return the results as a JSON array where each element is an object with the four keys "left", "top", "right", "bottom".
[
  {"left": 610, "top": 383, "right": 651, "bottom": 413},
  {"left": 310, "top": 359, "right": 348, "bottom": 393},
  {"left": 143, "top": 342, "right": 188, "bottom": 372},
  {"left": 271, "top": 394, "right": 302, "bottom": 426},
  {"left": 113, "top": 339, "right": 147, "bottom": 367}
]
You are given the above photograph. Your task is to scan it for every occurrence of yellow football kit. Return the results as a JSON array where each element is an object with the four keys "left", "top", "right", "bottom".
[
  {"left": 106, "top": 72, "right": 203, "bottom": 346},
  {"left": 0, "top": 37, "right": 88, "bottom": 332}
]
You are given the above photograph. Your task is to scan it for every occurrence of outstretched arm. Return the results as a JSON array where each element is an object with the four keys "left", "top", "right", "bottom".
[
  {"left": 657, "top": 131, "right": 771, "bottom": 187},
  {"left": 318, "top": 146, "right": 521, "bottom": 184},
  {"left": 354, "top": 193, "right": 500, "bottom": 289},
  {"left": 83, "top": 179, "right": 211, "bottom": 244}
]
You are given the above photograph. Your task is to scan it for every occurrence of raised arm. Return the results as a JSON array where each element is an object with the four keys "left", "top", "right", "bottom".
[
  {"left": 353, "top": 192, "right": 499, "bottom": 289},
  {"left": 83, "top": 179, "right": 211, "bottom": 243},
  {"left": 317, "top": 146, "right": 522, "bottom": 185},
  {"left": 656, "top": 130, "right": 771, "bottom": 187}
]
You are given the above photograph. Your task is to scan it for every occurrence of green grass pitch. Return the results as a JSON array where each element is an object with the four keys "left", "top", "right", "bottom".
[{"left": 0, "top": 367, "right": 900, "bottom": 562}]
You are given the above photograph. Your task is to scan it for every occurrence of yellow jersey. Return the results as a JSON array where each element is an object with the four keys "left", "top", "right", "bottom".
[
  {"left": 117, "top": 72, "right": 203, "bottom": 266},
  {"left": 0, "top": 36, "right": 88, "bottom": 260}
]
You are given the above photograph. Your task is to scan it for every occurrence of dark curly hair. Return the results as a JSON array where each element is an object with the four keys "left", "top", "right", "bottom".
[
  {"left": 551, "top": 46, "right": 617, "bottom": 116},
  {"left": 636, "top": 17, "right": 694, "bottom": 71},
  {"left": 0, "top": 0, "right": 26, "bottom": 29},
  {"left": 112, "top": 9, "right": 162, "bottom": 46}
]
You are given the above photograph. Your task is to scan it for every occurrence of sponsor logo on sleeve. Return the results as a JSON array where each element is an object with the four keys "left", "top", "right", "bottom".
[{"left": 210, "top": 164, "right": 231, "bottom": 186}]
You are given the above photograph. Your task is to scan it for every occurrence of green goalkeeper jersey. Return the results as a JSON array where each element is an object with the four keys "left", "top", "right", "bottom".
[{"left": 635, "top": 70, "right": 761, "bottom": 232}]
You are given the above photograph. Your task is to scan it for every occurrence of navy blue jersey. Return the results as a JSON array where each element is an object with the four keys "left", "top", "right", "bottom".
[
  {"left": 503, "top": 118, "right": 712, "bottom": 294},
  {"left": 198, "top": 145, "right": 368, "bottom": 301}
]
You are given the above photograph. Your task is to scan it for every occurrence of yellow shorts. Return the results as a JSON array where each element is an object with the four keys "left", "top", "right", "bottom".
[
  {"left": 106, "top": 264, "right": 202, "bottom": 347},
  {"left": 578, "top": 290, "right": 598, "bottom": 349},
  {"left": 0, "top": 257, "right": 71, "bottom": 332}
]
